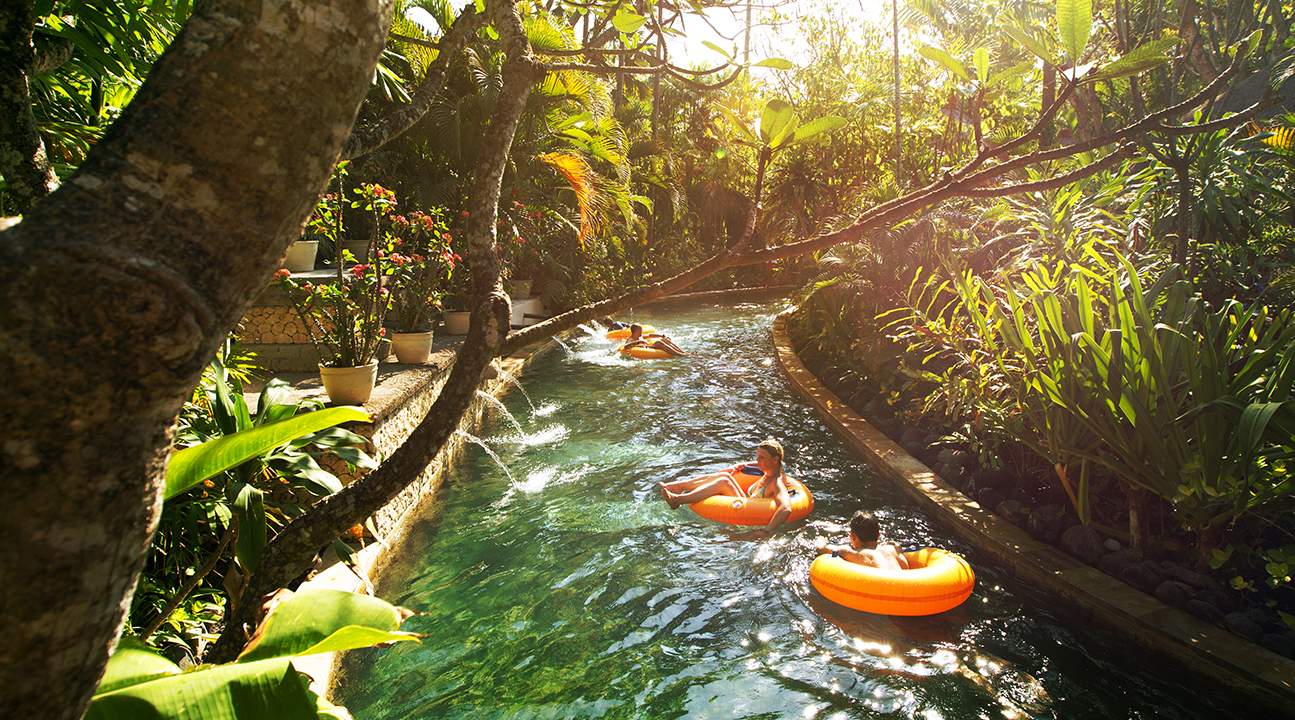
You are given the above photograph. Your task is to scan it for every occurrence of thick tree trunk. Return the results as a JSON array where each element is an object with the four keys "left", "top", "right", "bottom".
[
  {"left": 0, "top": 0, "right": 393, "bottom": 717},
  {"left": 0, "top": 0, "right": 59, "bottom": 213}
]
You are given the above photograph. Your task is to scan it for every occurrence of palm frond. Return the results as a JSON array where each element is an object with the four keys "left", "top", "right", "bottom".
[{"left": 539, "top": 151, "right": 610, "bottom": 243}]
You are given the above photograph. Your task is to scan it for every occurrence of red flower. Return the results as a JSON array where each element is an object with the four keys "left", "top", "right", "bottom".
[
  {"left": 273, "top": 268, "right": 292, "bottom": 281},
  {"left": 380, "top": 327, "right": 387, "bottom": 337},
  {"left": 460, "top": 210, "right": 470, "bottom": 218},
  {"left": 350, "top": 264, "right": 367, "bottom": 277}
]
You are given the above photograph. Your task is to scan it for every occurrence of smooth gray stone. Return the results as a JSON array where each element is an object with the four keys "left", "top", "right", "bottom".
[
  {"left": 1058, "top": 525, "right": 1104, "bottom": 566},
  {"left": 1155, "top": 580, "right": 1191, "bottom": 609}
]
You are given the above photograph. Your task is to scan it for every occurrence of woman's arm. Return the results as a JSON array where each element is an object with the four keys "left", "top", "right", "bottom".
[{"left": 757, "top": 476, "right": 791, "bottom": 535}]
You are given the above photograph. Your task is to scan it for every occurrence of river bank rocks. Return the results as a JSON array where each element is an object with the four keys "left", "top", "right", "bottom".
[{"left": 784, "top": 320, "right": 1295, "bottom": 662}]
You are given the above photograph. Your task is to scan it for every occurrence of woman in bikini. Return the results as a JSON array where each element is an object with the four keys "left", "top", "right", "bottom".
[{"left": 659, "top": 439, "right": 791, "bottom": 536}]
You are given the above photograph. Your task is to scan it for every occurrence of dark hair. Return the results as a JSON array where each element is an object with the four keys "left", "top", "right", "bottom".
[
  {"left": 629, "top": 323, "right": 642, "bottom": 334},
  {"left": 849, "top": 511, "right": 880, "bottom": 544}
]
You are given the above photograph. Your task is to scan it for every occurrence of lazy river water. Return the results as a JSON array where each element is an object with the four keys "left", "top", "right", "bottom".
[{"left": 337, "top": 301, "right": 1237, "bottom": 719}]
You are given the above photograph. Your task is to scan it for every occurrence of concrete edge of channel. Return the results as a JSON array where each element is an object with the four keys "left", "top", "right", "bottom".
[{"left": 770, "top": 309, "right": 1295, "bottom": 713}]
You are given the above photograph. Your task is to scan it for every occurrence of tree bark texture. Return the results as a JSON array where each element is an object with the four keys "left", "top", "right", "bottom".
[
  {"left": 205, "top": 0, "right": 545, "bottom": 664},
  {"left": 0, "top": 0, "right": 393, "bottom": 717},
  {"left": 0, "top": 0, "right": 59, "bottom": 213}
]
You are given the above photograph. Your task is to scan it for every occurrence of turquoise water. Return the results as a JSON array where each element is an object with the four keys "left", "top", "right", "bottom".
[{"left": 337, "top": 302, "right": 1234, "bottom": 719}]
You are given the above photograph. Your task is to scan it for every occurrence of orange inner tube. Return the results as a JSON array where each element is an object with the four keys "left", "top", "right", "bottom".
[
  {"left": 620, "top": 344, "right": 674, "bottom": 360},
  {"left": 809, "top": 547, "right": 975, "bottom": 616},
  {"left": 689, "top": 469, "right": 814, "bottom": 526},
  {"left": 606, "top": 325, "right": 655, "bottom": 340}
]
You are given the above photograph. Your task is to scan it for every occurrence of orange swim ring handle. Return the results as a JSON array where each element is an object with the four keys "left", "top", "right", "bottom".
[
  {"left": 688, "top": 465, "right": 815, "bottom": 526},
  {"left": 809, "top": 547, "right": 975, "bottom": 616}
]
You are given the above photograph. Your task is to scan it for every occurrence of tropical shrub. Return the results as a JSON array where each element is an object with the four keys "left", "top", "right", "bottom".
[
  {"left": 94, "top": 589, "right": 418, "bottom": 720},
  {"left": 133, "top": 348, "right": 377, "bottom": 660}
]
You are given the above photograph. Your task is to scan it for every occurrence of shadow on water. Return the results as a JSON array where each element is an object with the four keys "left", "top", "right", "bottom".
[{"left": 338, "top": 302, "right": 1242, "bottom": 720}]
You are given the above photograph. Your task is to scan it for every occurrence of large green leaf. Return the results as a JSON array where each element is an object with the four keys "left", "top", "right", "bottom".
[
  {"left": 791, "top": 116, "right": 847, "bottom": 145},
  {"left": 1086, "top": 37, "right": 1180, "bottom": 83},
  {"left": 989, "top": 60, "right": 1037, "bottom": 86},
  {"left": 715, "top": 104, "right": 760, "bottom": 145},
  {"left": 611, "top": 12, "right": 646, "bottom": 33},
  {"left": 233, "top": 485, "right": 266, "bottom": 573},
  {"left": 918, "top": 46, "right": 969, "bottom": 81},
  {"left": 701, "top": 41, "right": 733, "bottom": 59},
  {"left": 166, "top": 406, "right": 370, "bottom": 500},
  {"left": 87, "top": 657, "right": 317, "bottom": 720},
  {"left": 96, "top": 637, "right": 180, "bottom": 694},
  {"left": 769, "top": 115, "right": 800, "bottom": 149},
  {"left": 237, "top": 589, "right": 418, "bottom": 663},
  {"left": 1057, "top": 0, "right": 1093, "bottom": 63},
  {"left": 973, "top": 48, "right": 990, "bottom": 84},
  {"left": 758, "top": 99, "right": 795, "bottom": 144},
  {"left": 1003, "top": 26, "right": 1056, "bottom": 65},
  {"left": 752, "top": 57, "right": 794, "bottom": 69}
]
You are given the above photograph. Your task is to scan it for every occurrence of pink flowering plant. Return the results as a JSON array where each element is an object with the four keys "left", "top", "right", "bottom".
[
  {"left": 272, "top": 263, "right": 391, "bottom": 368},
  {"left": 272, "top": 177, "right": 402, "bottom": 368},
  {"left": 384, "top": 209, "right": 458, "bottom": 331}
]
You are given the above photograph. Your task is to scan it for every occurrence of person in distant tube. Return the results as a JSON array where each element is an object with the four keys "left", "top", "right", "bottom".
[{"left": 620, "top": 322, "right": 688, "bottom": 356}]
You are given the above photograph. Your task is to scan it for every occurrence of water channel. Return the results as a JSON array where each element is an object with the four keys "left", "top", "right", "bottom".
[{"left": 337, "top": 301, "right": 1236, "bottom": 719}]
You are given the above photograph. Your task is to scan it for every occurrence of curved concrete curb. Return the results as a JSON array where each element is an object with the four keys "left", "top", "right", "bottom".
[{"left": 771, "top": 311, "right": 1295, "bottom": 713}]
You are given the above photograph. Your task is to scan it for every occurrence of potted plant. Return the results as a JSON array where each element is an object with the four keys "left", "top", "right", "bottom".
[
  {"left": 386, "top": 210, "right": 455, "bottom": 363},
  {"left": 272, "top": 262, "right": 390, "bottom": 404},
  {"left": 271, "top": 178, "right": 401, "bottom": 403}
]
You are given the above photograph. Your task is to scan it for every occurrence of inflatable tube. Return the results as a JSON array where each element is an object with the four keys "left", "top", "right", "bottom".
[
  {"left": 689, "top": 466, "right": 814, "bottom": 526},
  {"left": 809, "top": 547, "right": 974, "bottom": 616},
  {"left": 620, "top": 344, "right": 675, "bottom": 360},
  {"left": 606, "top": 325, "right": 655, "bottom": 340}
]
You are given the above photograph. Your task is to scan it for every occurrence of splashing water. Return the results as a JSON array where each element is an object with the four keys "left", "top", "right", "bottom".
[
  {"left": 453, "top": 429, "right": 516, "bottom": 486},
  {"left": 475, "top": 390, "right": 524, "bottom": 436},
  {"left": 496, "top": 371, "right": 537, "bottom": 412}
]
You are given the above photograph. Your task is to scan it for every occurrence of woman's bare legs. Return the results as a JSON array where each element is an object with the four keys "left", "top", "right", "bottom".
[
  {"left": 662, "top": 474, "right": 745, "bottom": 509},
  {"left": 659, "top": 470, "right": 730, "bottom": 498}
]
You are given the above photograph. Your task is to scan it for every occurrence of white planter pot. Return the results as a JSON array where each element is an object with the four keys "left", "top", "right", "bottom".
[
  {"left": 341, "top": 240, "right": 370, "bottom": 263},
  {"left": 319, "top": 361, "right": 378, "bottom": 404},
  {"left": 442, "top": 311, "right": 471, "bottom": 335},
  {"left": 391, "top": 331, "right": 434, "bottom": 364},
  {"left": 282, "top": 240, "right": 319, "bottom": 272}
]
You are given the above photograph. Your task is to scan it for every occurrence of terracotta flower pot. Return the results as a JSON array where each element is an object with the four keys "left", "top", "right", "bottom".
[
  {"left": 442, "top": 310, "right": 471, "bottom": 335},
  {"left": 513, "top": 279, "right": 532, "bottom": 298},
  {"left": 392, "top": 331, "right": 434, "bottom": 364},
  {"left": 319, "top": 361, "right": 378, "bottom": 404}
]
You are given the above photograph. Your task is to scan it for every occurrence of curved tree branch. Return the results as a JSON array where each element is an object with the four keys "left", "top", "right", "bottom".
[
  {"left": 205, "top": 0, "right": 547, "bottom": 664},
  {"left": 341, "top": 4, "right": 486, "bottom": 160}
]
